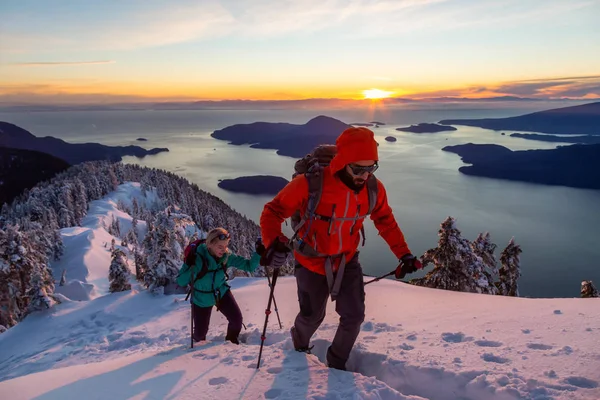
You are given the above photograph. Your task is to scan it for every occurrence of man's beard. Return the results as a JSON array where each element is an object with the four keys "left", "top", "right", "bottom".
[{"left": 337, "top": 169, "right": 366, "bottom": 192}]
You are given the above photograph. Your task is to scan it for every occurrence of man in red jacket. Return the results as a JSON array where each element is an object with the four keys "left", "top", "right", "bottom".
[{"left": 260, "top": 127, "right": 422, "bottom": 370}]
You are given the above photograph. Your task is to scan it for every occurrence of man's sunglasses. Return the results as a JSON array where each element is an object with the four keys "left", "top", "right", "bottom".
[
  {"left": 349, "top": 163, "right": 378, "bottom": 175},
  {"left": 216, "top": 233, "right": 230, "bottom": 241}
]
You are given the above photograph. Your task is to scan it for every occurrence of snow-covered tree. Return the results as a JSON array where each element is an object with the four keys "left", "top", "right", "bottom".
[
  {"left": 110, "top": 238, "right": 116, "bottom": 252},
  {"left": 496, "top": 238, "right": 522, "bottom": 297},
  {"left": 581, "top": 280, "right": 599, "bottom": 298},
  {"left": 109, "top": 248, "right": 131, "bottom": 293},
  {"left": 144, "top": 229, "right": 179, "bottom": 294},
  {"left": 125, "top": 218, "right": 139, "bottom": 246},
  {"left": 27, "top": 264, "right": 57, "bottom": 312},
  {"left": 132, "top": 198, "right": 140, "bottom": 218},
  {"left": 134, "top": 249, "right": 147, "bottom": 281},
  {"left": 59, "top": 269, "right": 67, "bottom": 286},
  {"left": 411, "top": 217, "right": 497, "bottom": 294},
  {"left": 109, "top": 215, "right": 121, "bottom": 238},
  {"left": 470, "top": 232, "right": 498, "bottom": 295},
  {"left": 52, "top": 229, "right": 64, "bottom": 261}
]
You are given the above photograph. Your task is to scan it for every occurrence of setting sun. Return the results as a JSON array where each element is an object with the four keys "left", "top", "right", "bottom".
[{"left": 363, "top": 89, "right": 394, "bottom": 99}]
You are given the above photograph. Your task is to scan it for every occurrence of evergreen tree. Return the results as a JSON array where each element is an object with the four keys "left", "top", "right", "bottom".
[
  {"left": 109, "top": 248, "right": 131, "bottom": 293},
  {"left": 144, "top": 230, "right": 179, "bottom": 294},
  {"left": 470, "top": 232, "right": 498, "bottom": 295},
  {"left": 52, "top": 229, "right": 64, "bottom": 261},
  {"left": 125, "top": 217, "right": 139, "bottom": 246},
  {"left": 132, "top": 198, "right": 140, "bottom": 218},
  {"left": 60, "top": 269, "right": 67, "bottom": 286},
  {"left": 411, "top": 217, "right": 497, "bottom": 294},
  {"left": 134, "top": 249, "right": 147, "bottom": 281},
  {"left": 27, "top": 264, "right": 57, "bottom": 312},
  {"left": 496, "top": 238, "right": 522, "bottom": 296},
  {"left": 581, "top": 280, "right": 599, "bottom": 298}
]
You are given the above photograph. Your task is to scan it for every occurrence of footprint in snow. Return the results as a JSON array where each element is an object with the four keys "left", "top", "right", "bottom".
[
  {"left": 481, "top": 353, "right": 510, "bottom": 364},
  {"left": 521, "top": 329, "right": 531, "bottom": 334},
  {"left": 242, "top": 355, "right": 254, "bottom": 361},
  {"left": 264, "top": 388, "right": 284, "bottom": 399},
  {"left": 406, "top": 334, "right": 418, "bottom": 341},
  {"left": 527, "top": 343, "right": 553, "bottom": 350},
  {"left": 441, "top": 332, "right": 471, "bottom": 343},
  {"left": 267, "top": 367, "right": 283, "bottom": 374},
  {"left": 398, "top": 343, "right": 414, "bottom": 351},
  {"left": 554, "top": 310, "right": 562, "bottom": 315},
  {"left": 563, "top": 376, "right": 598, "bottom": 389},
  {"left": 474, "top": 340, "right": 503, "bottom": 348},
  {"left": 209, "top": 377, "right": 228, "bottom": 385}
]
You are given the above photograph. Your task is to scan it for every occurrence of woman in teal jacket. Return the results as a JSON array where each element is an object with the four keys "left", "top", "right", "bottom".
[{"left": 177, "top": 227, "right": 262, "bottom": 344}]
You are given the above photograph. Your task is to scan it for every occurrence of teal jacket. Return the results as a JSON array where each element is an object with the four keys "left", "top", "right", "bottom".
[{"left": 176, "top": 243, "right": 261, "bottom": 307}]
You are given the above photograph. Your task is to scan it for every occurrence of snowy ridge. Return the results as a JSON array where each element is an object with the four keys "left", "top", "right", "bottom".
[{"left": 52, "top": 182, "right": 150, "bottom": 300}]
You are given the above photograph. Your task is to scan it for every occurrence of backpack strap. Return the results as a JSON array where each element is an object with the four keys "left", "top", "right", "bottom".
[
  {"left": 366, "top": 174, "right": 378, "bottom": 215},
  {"left": 292, "top": 171, "right": 324, "bottom": 241},
  {"left": 358, "top": 174, "right": 379, "bottom": 247},
  {"left": 191, "top": 254, "right": 210, "bottom": 285}
]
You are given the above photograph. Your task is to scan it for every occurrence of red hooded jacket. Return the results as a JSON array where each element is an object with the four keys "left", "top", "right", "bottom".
[{"left": 260, "top": 127, "right": 411, "bottom": 275}]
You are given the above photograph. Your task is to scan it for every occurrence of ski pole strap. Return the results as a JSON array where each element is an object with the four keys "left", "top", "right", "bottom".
[{"left": 324, "top": 254, "right": 346, "bottom": 301}]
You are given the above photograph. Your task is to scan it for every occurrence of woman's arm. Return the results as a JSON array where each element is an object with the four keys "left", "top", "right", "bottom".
[{"left": 226, "top": 252, "right": 261, "bottom": 273}]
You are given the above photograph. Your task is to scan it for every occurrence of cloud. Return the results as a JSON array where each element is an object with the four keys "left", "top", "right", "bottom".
[
  {"left": 408, "top": 75, "right": 600, "bottom": 99},
  {"left": 2, "top": 0, "right": 597, "bottom": 55},
  {"left": 10, "top": 60, "right": 115, "bottom": 67}
]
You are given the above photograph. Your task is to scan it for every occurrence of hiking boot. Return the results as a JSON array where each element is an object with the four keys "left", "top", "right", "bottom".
[
  {"left": 225, "top": 326, "right": 241, "bottom": 345},
  {"left": 291, "top": 326, "right": 313, "bottom": 353},
  {"left": 326, "top": 346, "right": 347, "bottom": 371},
  {"left": 193, "top": 333, "right": 205, "bottom": 343}
]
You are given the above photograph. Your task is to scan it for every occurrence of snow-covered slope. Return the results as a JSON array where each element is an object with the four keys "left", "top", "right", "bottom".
[
  {"left": 1, "top": 278, "right": 599, "bottom": 399},
  {"left": 0, "top": 183, "right": 599, "bottom": 400},
  {"left": 52, "top": 182, "right": 150, "bottom": 300}
]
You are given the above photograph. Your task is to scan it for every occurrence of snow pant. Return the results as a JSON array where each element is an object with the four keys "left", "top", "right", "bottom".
[
  {"left": 291, "top": 253, "right": 366, "bottom": 370},
  {"left": 193, "top": 289, "right": 243, "bottom": 344}
]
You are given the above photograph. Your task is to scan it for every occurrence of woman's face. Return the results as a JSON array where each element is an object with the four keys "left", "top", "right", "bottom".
[{"left": 209, "top": 239, "right": 229, "bottom": 258}]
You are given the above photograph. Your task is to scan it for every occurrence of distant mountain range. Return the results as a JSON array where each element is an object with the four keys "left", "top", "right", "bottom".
[
  {"left": 510, "top": 133, "right": 600, "bottom": 144},
  {"left": 440, "top": 101, "right": 600, "bottom": 135},
  {"left": 0, "top": 121, "right": 169, "bottom": 164},
  {"left": 1, "top": 97, "right": 592, "bottom": 113},
  {"left": 211, "top": 115, "right": 350, "bottom": 157},
  {"left": 0, "top": 147, "right": 71, "bottom": 205},
  {"left": 442, "top": 143, "right": 600, "bottom": 190}
]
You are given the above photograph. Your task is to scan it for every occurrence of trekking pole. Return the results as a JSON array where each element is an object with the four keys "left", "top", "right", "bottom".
[
  {"left": 257, "top": 267, "right": 280, "bottom": 369},
  {"left": 185, "top": 264, "right": 195, "bottom": 349},
  {"left": 364, "top": 270, "right": 395, "bottom": 285},
  {"left": 266, "top": 272, "right": 282, "bottom": 329}
]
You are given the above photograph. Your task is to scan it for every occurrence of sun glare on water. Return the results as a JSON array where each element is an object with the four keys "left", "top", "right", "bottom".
[{"left": 363, "top": 89, "right": 393, "bottom": 99}]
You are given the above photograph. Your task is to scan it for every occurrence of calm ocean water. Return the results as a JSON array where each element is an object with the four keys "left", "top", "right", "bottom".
[{"left": 2, "top": 102, "right": 599, "bottom": 298}]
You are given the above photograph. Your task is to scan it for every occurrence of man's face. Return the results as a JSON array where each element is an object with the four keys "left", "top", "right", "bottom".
[{"left": 345, "top": 160, "right": 378, "bottom": 188}]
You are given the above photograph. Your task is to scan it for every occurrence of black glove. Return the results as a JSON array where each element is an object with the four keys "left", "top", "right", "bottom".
[
  {"left": 255, "top": 237, "right": 266, "bottom": 256},
  {"left": 261, "top": 236, "right": 291, "bottom": 269},
  {"left": 395, "top": 253, "right": 423, "bottom": 279}
]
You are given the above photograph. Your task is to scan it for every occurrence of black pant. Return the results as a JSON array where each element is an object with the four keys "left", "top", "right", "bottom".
[
  {"left": 292, "top": 254, "right": 366, "bottom": 369},
  {"left": 193, "top": 289, "right": 243, "bottom": 343}
]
